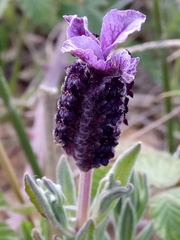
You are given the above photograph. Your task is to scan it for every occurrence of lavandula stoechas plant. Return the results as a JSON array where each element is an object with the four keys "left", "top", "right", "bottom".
[{"left": 54, "top": 10, "right": 146, "bottom": 172}]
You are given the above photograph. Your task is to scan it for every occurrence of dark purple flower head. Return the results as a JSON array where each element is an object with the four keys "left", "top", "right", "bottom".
[{"left": 54, "top": 10, "right": 146, "bottom": 171}]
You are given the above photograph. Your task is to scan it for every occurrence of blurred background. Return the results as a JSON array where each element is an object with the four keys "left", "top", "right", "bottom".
[{"left": 0, "top": 0, "right": 180, "bottom": 239}]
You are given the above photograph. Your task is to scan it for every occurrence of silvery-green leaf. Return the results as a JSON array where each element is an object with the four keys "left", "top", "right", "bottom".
[
  {"left": 75, "top": 218, "right": 95, "bottom": 240},
  {"left": 91, "top": 166, "right": 110, "bottom": 201},
  {"left": 52, "top": 236, "right": 63, "bottom": 240},
  {"left": 136, "top": 173, "right": 148, "bottom": 221},
  {"left": 40, "top": 218, "right": 49, "bottom": 240},
  {"left": 129, "top": 172, "right": 149, "bottom": 221},
  {"left": 42, "top": 177, "right": 65, "bottom": 206},
  {"left": 135, "top": 222, "right": 153, "bottom": 240},
  {"left": 32, "top": 228, "right": 45, "bottom": 240},
  {"left": 56, "top": 155, "right": 76, "bottom": 207},
  {"left": 24, "top": 173, "right": 46, "bottom": 218},
  {"left": 150, "top": 187, "right": 180, "bottom": 240},
  {"left": 93, "top": 184, "right": 133, "bottom": 224},
  {"left": 24, "top": 174, "right": 74, "bottom": 238},
  {"left": 116, "top": 198, "right": 135, "bottom": 240},
  {"left": 94, "top": 218, "right": 108, "bottom": 240},
  {"left": 107, "top": 142, "right": 141, "bottom": 186}
]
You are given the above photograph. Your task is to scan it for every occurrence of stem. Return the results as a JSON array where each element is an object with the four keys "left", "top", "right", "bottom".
[
  {"left": 0, "top": 68, "right": 42, "bottom": 178},
  {"left": 76, "top": 169, "right": 93, "bottom": 231},
  {"left": 153, "top": 0, "right": 174, "bottom": 153}
]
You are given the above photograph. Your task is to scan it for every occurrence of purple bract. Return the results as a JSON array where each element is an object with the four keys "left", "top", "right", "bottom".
[
  {"left": 62, "top": 9, "right": 146, "bottom": 83},
  {"left": 54, "top": 9, "right": 146, "bottom": 171}
]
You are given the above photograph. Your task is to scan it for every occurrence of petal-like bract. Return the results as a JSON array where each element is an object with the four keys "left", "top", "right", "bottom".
[{"left": 100, "top": 10, "right": 146, "bottom": 58}]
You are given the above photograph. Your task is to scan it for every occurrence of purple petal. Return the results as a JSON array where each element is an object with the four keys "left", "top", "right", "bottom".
[
  {"left": 62, "top": 36, "right": 106, "bottom": 70},
  {"left": 64, "top": 15, "right": 99, "bottom": 44},
  {"left": 106, "top": 49, "right": 139, "bottom": 83},
  {"left": 100, "top": 10, "right": 146, "bottom": 58}
]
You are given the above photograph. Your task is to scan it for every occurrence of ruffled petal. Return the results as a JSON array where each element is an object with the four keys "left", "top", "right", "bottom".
[
  {"left": 64, "top": 15, "right": 99, "bottom": 44},
  {"left": 61, "top": 36, "right": 106, "bottom": 70},
  {"left": 106, "top": 49, "right": 140, "bottom": 83},
  {"left": 100, "top": 9, "right": 146, "bottom": 59}
]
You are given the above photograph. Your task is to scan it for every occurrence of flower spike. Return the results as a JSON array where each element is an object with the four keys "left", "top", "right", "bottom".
[{"left": 54, "top": 9, "right": 146, "bottom": 171}]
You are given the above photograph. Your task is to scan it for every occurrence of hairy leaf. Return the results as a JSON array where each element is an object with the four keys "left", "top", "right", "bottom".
[
  {"left": 116, "top": 198, "right": 136, "bottom": 240},
  {"left": 150, "top": 187, "right": 180, "bottom": 240},
  {"left": 56, "top": 155, "right": 76, "bottom": 206},
  {"left": 75, "top": 218, "right": 95, "bottom": 240},
  {"left": 108, "top": 142, "right": 141, "bottom": 186},
  {"left": 135, "top": 221, "right": 153, "bottom": 240}
]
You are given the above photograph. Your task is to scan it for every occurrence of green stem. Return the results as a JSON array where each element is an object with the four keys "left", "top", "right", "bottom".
[
  {"left": 153, "top": 0, "right": 174, "bottom": 152},
  {"left": 76, "top": 169, "right": 93, "bottom": 231},
  {"left": 9, "top": 18, "right": 27, "bottom": 93},
  {"left": 0, "top": 68, "right": 42, "bottom": 177}
]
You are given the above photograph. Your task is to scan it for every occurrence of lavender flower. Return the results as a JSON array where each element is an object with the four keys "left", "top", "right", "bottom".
[{"left": 54, "top": 9, "right": 146, "bottom": 172}]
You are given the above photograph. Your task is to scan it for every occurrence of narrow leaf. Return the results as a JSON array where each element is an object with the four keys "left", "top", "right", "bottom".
[
  {"left": 107, "top": 142, "right": 141, "bottom": 186},
  {"left": 95, "top": 219, "right": 108, "bottom": 240},
  {"left": 75, "top": 218, "right": 95, "bottom": 240},
  {"left": 116, "top": 198, "right": 136, "bottom": 240},
  {"left": 21, "top": 220, "right": 33, "bottom": 240},
  {"left": 24, "top": 174, "right": 46, "bottom": 218},
  {"left": 56, "top": 155, "right": 76, "bottom": 206},
  {"left": 135, "top": 222, "right": 153, "bottom": 240},
  {"left": 32, "top": 228, "right": 45, "bottom": 240},
  {"left": 94, "top": 184, "right": 133, "bottom": 224},
  {"left": 24, "top": 174, "right": 74, "bottom": 238}
]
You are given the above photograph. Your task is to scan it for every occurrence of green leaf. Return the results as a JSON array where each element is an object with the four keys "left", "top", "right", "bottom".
[
  {"left": 91, "top": 166, "right": 110, "bottom": 201},
  {"left": 32, "top": 228, "right": 45, "bottom": 240},
  {"left": 56, "top": 155, "right": 76, "bottom": 206},
  {"left": 150, "top": 187, "right": 180, "bottom": 240},
  {"left": 40, "top": 218, "right": 49, "bottom": 240},
  {"left": 25, "top": 174, "right": 74, "bottom": 238},
  {"left": 0, "top": 223, "right": 18, "bottom": 240},
  {"left": 116, "top": 198, "right": 135, "bottom": 240},
  {"left": 93, "top": 184, "right": 133, "bottom": 224},
  {"left": 0, "top": 0, "right": 10, "bottom": 17},
  {"left": 107, "top": 142, "right": 141, "bottom": 186},
  {"left": 94, "top": 219, "right": 108, "bottom": 240},
  {"left": 19, "top": 0, "right": 56, "bottom": 27},
  {"left": 75, "top": 218, "right": 95, "bottom": 240},
  {"left": 135, "top": 222, "right": 153, "bottom": 240},
  {"left": 24, "top": 174, "right": 46, "bottom": 218},
  {"left": 135, "top": 149, "right": 180, "bottom": 188},
  {"left": 130, "top": 172, "right": 149, "bottom": 221},
  {"left": 57, "top": 0, "right": 108, "bottom": 33},
  {"left": 21, "top": 220, "right": 33, "bottom": 240}
]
